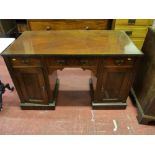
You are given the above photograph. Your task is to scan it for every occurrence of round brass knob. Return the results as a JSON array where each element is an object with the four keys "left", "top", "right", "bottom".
[
  {"left": 85, "top": 26, "right": 89, "bottom": 30},
  {"left": 46, "top": 26, "right": 51, "bottom": 30},
  {"left": 12, "top": 58, "right": 16, "bottom": 61}
]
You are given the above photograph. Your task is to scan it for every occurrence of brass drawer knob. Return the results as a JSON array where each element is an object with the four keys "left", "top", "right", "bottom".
[
  {"left": 46, "top": 26, "right": 51, "bottom": 30},
  {"left": 85, "top": 26, "right": 89, "bottom": 30},
  {"left": 12, "top": 58, "right": 16, "bottom": 61},
  {"left": 127, "top": 58, "right": 132, "bottom": 61}
]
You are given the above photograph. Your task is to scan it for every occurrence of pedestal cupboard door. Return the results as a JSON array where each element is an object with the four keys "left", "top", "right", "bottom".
[
  {"left": 14, "top": 67, "right": 48, "bottom": 104},
  {"left": 100, "top": 67, "right": 133, "bottom": 102}
]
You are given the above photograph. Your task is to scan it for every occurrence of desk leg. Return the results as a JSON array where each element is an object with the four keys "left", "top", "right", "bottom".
[
  {"left": 89, "top": 78, "right": 94, "bottom": 102},
  {"left": 50, "top": 78, "right": 59, "bottom": 108}
]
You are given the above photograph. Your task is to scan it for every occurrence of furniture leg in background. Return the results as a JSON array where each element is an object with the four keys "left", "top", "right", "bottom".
[{"left": 0, "top": 80, "right": 14, "bottom": 111}]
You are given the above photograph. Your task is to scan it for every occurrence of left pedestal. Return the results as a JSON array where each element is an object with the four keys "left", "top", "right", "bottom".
[{"left": 3, "top": 56, "right": 58, "bottom": 110}]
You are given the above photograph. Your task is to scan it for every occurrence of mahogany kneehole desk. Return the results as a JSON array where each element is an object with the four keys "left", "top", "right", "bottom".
[{"left": 2, "top": 30, "right": 143, "bottom": 110}]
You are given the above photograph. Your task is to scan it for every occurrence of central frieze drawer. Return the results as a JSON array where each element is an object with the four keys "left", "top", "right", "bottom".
[{"left": 47, "top": 57, "right": 99, "bottom": 67}]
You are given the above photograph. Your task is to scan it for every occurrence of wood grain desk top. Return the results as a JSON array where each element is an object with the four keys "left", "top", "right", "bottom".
[{"left": 2, "top": 30, "right": 143, "bottom": 56}]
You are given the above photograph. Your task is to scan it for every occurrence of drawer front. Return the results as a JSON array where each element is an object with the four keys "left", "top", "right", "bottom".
[
  {"left": 115, "top": 25, "right": 148, "bottom": 38},
  {"left": 115, "top": 19, "right": 153, "bottom": 26},
  {"left": 131, "top": 38, "right": 145, "bottom": 49},
  {"left": 47, "top": 57, "right": 98, "bottom": 67},
  {"left": 104, "top": 57, "right": 135, "bottom": 67},
  {"left": 10, "top": 57, "right": 41, "bottom": 67},
  {"left": 28, "top": 20, "right": 110, "bottom": 30}
]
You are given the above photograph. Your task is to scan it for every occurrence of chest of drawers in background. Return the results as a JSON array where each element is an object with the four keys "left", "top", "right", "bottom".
[
  {"left": 27, "top": 19, "right": 112, "bottom": 30},
  {"left": 112, "top": 19, "right": 154, "bottom": 50}
]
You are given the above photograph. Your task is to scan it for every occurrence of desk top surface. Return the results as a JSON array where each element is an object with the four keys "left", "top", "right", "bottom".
[{"left": 2, "top": 30, "right": 143, "bottom": 56}]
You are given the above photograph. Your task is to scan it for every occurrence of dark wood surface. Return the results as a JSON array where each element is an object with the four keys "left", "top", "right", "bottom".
[
  {"left": 2, "top": 31, "right": 142, "bottom": 110},
  {"left": 2, "top": 30, "right": 142, "bottom": 56},
  {"left": 132, "top": 27, "right": 155, "bottom": 124}
]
